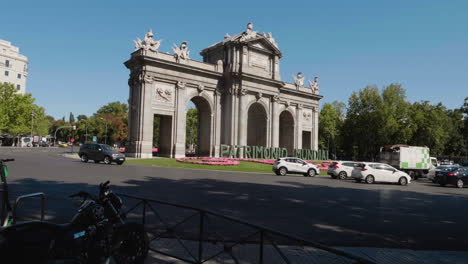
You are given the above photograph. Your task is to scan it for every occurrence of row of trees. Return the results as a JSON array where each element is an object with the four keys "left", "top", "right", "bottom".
[
  {"left": 319, "top": 84, "right": 467, "bottom": 160},
  {"left": 0, "top": 83, "right": 52, "bottom": 143},
  {"left": 51, "top": 102, "right": 128, "bottom": 145}
]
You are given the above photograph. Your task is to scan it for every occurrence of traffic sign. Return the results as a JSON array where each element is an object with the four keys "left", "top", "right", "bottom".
[{"left": 70, "top": 138, "right": 75, "bottom": 143}]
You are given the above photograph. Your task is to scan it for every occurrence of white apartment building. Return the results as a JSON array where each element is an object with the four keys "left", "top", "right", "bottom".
[{"left": 0, "top": 39, "right": 28, "bottom": 94}]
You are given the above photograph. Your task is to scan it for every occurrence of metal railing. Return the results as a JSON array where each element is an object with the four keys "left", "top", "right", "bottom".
[{"left": 117, "top": 193, "right": 375, "bottom": 264}]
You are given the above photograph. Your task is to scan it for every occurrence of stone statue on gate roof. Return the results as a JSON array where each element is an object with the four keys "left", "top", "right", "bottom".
[
  {"left": 173, "top": 41, "right": 190, "bottom": 62},
  {"left": 293, "top": 72, "right": 305, "bottom": 89},
  {"left": 133, "top": 29, "right": 161, "bottom": 52},
  {"left": 240, "top": 22, "right": 258, "bottom": 42},
  {"left": 308, "top": 76, "right": 319, "bottom": 94}
]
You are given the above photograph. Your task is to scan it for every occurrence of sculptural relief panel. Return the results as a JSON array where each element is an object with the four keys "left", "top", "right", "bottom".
[
  {"left": 152, "top": 81, "right": 175, "bottom": 108},
  {"left": 302, "top": 109, "right": 313, "bottom": 129}
]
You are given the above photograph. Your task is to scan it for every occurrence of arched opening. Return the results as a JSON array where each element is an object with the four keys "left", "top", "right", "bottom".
[
  {"left": 279, "top": 111, "right": 295, "bottom": 155},
  {"left": 153, "top": 114, "right": 172, "bottom": 157},
  {"left": 247, "top": 102, "right": 267, "bottom": 147},
  {"left": 186, "top": 96, "right": 212, "bottom": 156}
]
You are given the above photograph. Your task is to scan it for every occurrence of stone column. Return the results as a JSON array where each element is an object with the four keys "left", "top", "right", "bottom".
[
  {"left": 296, "top": 104, "right": 303, "bottom": 151},
  {"left": 138, "top": 74, "right": 154, "bottom": 159},
  {"left": 312, "top": 106, "right": 319, "bottom": 150},
  {"left": 271, "top": 95, "right": 280, "bottom": 147},
  {"left": 213, "top": 89, "right": 222, "bottom": 157},
  {"left": 174, "top": 81, "right": 187, "bottom": 158},
  {"left": 237, "top": 90, "right": 247, "bottom": 157}
]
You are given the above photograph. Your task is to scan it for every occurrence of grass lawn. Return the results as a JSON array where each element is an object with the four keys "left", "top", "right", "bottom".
[{"left": 127, "top": 158, "right": 328, "bottom": 176}]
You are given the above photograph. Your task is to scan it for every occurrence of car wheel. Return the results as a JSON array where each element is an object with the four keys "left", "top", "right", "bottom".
[
  {"left": 104, "top": 156, "right": 112, "bottom": 165},
  {"left": 94, "top": 160, "right": 100, "bottom": 163},
  {"left": 365, "top": 175, "right": 375, "bottom": 184},
  {"left": 279, "top": 167, "right": 287, "bottom": 176},
  {"left": 307, "top": 169, "right": 316, "bottom": 177},
  {"left": 338, "top": 171, "right": 347, "bottom": 180},
  {"left": 408, "top": 171, "right": 416, "bottom": 180},
  {"left": 398, "top": 177, "right": 408, "bottom": 186},
  {"left": 80, "top": 154, "right": 88, "bottom": 163},
  {"left": 117, "top": 161, "right": 124, "bottom": 165},
  {"left": 456, "top": 179, "right": 464, "bottom": 188}
]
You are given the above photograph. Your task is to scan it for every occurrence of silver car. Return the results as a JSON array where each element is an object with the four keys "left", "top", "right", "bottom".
[{"left": 327, "top": 161, "right": 360, "bottom": 180}]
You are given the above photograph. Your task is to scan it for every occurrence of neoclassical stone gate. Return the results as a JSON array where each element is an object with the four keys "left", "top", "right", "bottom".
[{"left": 125, "top": 24, "right": 322, "bottom": 158}]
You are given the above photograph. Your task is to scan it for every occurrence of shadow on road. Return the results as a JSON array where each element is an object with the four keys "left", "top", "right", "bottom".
[{"left": 4, "top": 173, "right": 468, "bottom": 251}]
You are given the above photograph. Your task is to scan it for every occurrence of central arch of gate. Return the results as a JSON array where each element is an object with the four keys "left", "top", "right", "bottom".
[{"left": 125, "top": 24, "right": 322, "bottom": 158}]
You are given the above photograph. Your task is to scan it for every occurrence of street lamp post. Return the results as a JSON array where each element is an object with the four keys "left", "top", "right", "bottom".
[
  {"left": 100, "top": 118, "right": 108, "bottom": 145},
  {"left": 31, "top": 109, "right": 35, "bottom": 143}
]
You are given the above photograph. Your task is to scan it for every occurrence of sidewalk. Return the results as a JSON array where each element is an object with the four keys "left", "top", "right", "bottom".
[{"left": 146, "top": 238, "right": 468, "bottom": 264}]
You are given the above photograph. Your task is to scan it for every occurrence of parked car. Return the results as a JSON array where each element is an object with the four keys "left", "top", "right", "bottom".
[
  {"left": 351, "top": 162, "right": 411, "bottom": 185},
  {"left": 434, "top": 166, "right": 468, "bottom": 188},
  {"left": 327, "top": 161, "right": 360, "bottom": 180},
  {"left": 272, "top": 157, "right": 320, "bottom": 177},
  {"left": 427, "top": 165, "right": 454, "bottom": 183},
  {"left": 79, "top": 143, "right": 126, "bottom": 165}
]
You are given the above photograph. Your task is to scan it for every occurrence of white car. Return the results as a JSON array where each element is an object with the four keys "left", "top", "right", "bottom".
[
  {"left": 327, "top": 161, "right": 360, "bottom": 180},
  {"left": 352, "top": 162, "right": 411, "bottom": 185},
  {"left": 272, "top": 157, "right": 320, "bottom": 177}
]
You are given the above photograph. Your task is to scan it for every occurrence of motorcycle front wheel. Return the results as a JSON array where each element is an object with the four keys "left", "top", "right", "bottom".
[{"left": 112, "top": 223, "right": 149, "bottom": 264}]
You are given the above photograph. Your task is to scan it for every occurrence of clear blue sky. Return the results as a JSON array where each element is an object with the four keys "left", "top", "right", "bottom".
[{"left": 2, "top": 0, "right": 467, "bottom": 119}]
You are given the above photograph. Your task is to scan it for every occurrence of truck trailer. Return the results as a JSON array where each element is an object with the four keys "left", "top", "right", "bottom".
[{"left": 379, "top": 145, "right": 438, "bottom": 179}]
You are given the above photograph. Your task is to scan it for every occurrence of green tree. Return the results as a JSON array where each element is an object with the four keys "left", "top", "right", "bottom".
[
  {"left": 77, "top": 115, "right": 88, "bottom": 121},
  {"left": 96, "top": 102, "right": 128, "bottom": 115},
  {"left": 408, "top": 101, "right": 451, "bottom": 156},
  {"left": 343, "top": 85, "right": 383, "bottom": 160},
  {"left": 319, "top": 101, "right": 345, "bottom": 158},
  {"left": 378, "top": 84, "right": 413, "bottom": 145},
  {"left": 186, "top": 108, "right": 198, "bottom": 150},
  {"left": 0, "top": 83, "right": 51, "bottom": 140},
  {"left": 69, "top": 112, "right": 75, "bottom": 123},
  {"left": 91, "top": 102, "right": 128, "bottom": 145}
]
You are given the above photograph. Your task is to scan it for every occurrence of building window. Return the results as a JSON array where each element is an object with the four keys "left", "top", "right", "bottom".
[
  {"left": 16, "top": 85, "right": 20, "bottom": 90},
  {"left": 17, "top": 73, "right": 21, "bottom": 79},
  {"left": 4, "top": 71, "right": 8, "bottom": 76},
  {"left": 5, "top": 60, "right": 9, "bottom": 67}
]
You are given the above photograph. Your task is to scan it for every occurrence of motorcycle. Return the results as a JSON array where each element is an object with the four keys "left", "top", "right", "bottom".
[{"left": 0, "top": 179, "right": 148, "bottom": 264}]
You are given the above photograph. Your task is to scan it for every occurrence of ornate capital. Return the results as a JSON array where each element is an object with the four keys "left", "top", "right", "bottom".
[
  {"left": 285, "top": 100, "right": 290, "bottom": 107},
  {"left": 240, "top": 88, "right": 247, "bottom": 96},
  {"left": 256, "top": 92, "right": 262, "bottom": 101},
  {"left": 176, "top": 81, "right": 186, "bottom": 89},
  {"left": 215, "top": 88, "right": 222, "bottom": 96},
  {"left": 272, "top": 94, "right": 280, "bottom": 102},
  {"left": 197, "top": 84, "right": 205, "bottom": 94},
  {"left": 143, "top": 74, "right": 155, "bottom": 84},
  {"left": 297, "top": 103, "right": 303, "bottom": 109},
  {"left": 312, "top": 106, "right": 317, "bottom": 112}
]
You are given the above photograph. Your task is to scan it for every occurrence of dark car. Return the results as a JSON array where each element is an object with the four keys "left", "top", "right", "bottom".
[
  {"left": 79, "top": 143, "right": 126, "bottom": 165},
  {"left": 434, "top": 166, "right": 468, "bottom": 188}
]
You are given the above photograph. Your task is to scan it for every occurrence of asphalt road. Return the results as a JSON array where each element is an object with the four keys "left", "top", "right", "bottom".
[{"left": 2, "top": 148, "right": 468, "bottom": 251}]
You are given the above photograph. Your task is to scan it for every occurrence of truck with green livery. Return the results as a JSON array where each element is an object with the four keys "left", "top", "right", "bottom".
[{"left": 379, "top": 145, "right": 438, "bottom": 179}]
